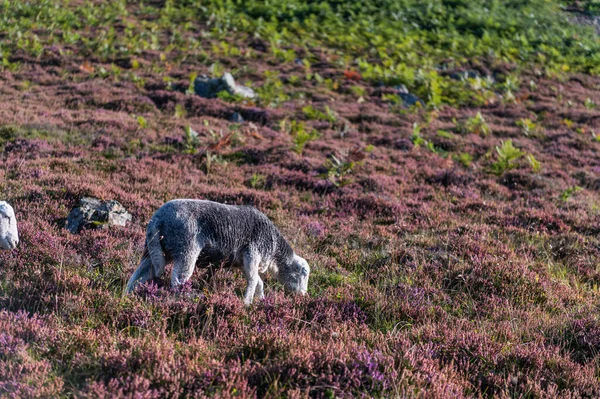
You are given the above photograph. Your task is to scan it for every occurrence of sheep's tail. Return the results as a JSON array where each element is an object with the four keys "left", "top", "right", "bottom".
[{"left": 146, "top": 216, "right": 166, "bottom": 278}]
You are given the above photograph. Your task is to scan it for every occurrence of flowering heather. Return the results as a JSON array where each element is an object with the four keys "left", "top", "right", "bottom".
[{"left": 1, "top": 0, "right": 600, "bottom": 398}]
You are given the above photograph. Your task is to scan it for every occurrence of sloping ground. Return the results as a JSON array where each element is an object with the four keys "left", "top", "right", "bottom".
[{"left": 1, "top": 1, "right": 600, "bottom": 398}]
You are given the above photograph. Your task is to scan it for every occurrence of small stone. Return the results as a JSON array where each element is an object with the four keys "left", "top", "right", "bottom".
[
  {"left": 194, "top": 72, "right": 255, "bottom": 99},
  {"left": 395, "top": 84, "right": 409, "bottom": 94},
  {"left": 394, "top": 138, "right": 413, "bottom": 151},
  {"left": 232, "top": 84, "right": 256, "bottom": 99},
  {"left": 221, "top": 72, "right": 237, "bottom": 92},
  {"left": 399, "top": 92, "right": 424, "bottom": 107},
  {"left": 230, "top": 112, "right": 245, "bottom": 123},
  {"left": 193, "top": 75, "right": 224, "bottom": 99},
  {"left": 449, "top": 70, "right": 480, "bottom": 80},
  {"left": 66, "top": 197, "right": 132, "bottom": 234},
  {"left": 393, "top": 85, "right": 424, "bottom": 106}
]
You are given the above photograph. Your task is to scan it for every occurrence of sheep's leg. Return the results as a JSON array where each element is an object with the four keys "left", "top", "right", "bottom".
[
  {"left": 242, "top": 251, "right": 261, "bottom": 306},
  {"left": 171, "top": 248, "right": 200, "bottom": 289},
  {"left": 256, "top": 276, "right": 265, "bottom": 301},
  {"left": 126, "top": 257, "right": 153, "bottom": 293}
]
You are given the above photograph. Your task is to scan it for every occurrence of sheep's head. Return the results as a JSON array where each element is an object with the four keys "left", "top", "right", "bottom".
[
  {"left": 280, "top": 254, "right": 310, "bottom": 295},
  {"left": 0, "top": 202, "right": 18, "bottom": 250}
]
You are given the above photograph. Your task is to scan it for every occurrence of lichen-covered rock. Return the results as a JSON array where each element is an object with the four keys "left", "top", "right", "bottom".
[
  {"left": 66, "top": 197, "right": 132, "bottom": 234},
  {"left": 194, "top": 72, "right": 256, "bottom": 99}
]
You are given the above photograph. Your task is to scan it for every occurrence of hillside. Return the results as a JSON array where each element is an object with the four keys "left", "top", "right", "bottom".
[{"left": 2, "top": 0, "right": 600, "bottom": 397}]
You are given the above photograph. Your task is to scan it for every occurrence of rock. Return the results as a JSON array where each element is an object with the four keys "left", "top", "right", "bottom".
[
  {"left": 230, "top": 112, "right": 245, "bottom": 123},
  {"left": 194, "top": 72, "right": 256, "bottom": 99},
  {"left": 221, "top": 72, "right": 237, "bottom": 92},
  {"left": 66, "top": 197, "right": 132, "bottom": 234},
  {"left": 396, "top": 84, "right": 410, "bottom": 94},
  {"left": 449, "top": 70, "right": 480, "bottom": 80},
  {"left": 394, "top": 85, "right": 425, "bottom": 107},
  {"left": 232, "top": 85, "right": 256, "bottom": 99},
  {"left": 399, "top": 92, "right": 424, "bottom": 107},
  {"left": 193, "top": 75, "right": 224, "bottom": 99},
  {"left": 567, "top": 11, "right": 600, "bottom": 35},
  {"left": 394, "top": 138, "right": 413, "bottom": 151}
]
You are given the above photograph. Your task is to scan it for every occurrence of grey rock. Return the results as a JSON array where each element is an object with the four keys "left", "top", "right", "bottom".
[
  {"left": 399, "top": 93, "right": 424, "bottom": 107},
  {"left": 194, "top": 72, "right": 256, "bottom": 99},
  {"left": 568, "top": 12, "right": 600, "bottom": 35},
  {"left": 220, "top": 72, "right": 237, "bottom": 94},
  {"left": 449, "top": 70, "right": 480, "bottom": 80},
  {"left": 396, "top": 84, "right": 409, "bottom": 94},
  {"left": 66, "top": 197, "right": 132, "bottom": 234},
  {"left": 393, "top": 85, "right": 425, "bottom": 107},
  {"left": 394, "top": 138, "right": 414, "bottom": 151},
  {"left": 193, "top": 75, "right": 223, "bottom": 99},
  {"left": 232, "top": 84, "right": 256, "bottom": 99},
  {"left": 230, "top": 112, "right": 245, "bottom": 123}
]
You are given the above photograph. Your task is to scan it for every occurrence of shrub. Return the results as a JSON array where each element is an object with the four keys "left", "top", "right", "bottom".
[
  {"left": 489, "top": 140, "right": 525, "bottom": 175},
  {"left": 281, "top": 119, "right": 320, "bottom": 154}
]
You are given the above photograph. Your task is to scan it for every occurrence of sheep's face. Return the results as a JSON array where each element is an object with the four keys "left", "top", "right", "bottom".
[
  {"left": 282, "top": 254, "right": 310, "bottom": 295},
  {"left": 0, "top": 202, "right": 18, "bottom": 250}
]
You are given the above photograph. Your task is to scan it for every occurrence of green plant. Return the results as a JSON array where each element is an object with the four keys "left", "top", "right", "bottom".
[
  {"left": 462, "top": 112, "right": 491, "bottom": 136},
  {"left": 248, "top": 173, "right": 266, "bottom": 189},
  {"left": 203, "top": 150, "right": 219, "bottom": 174},
  {"left": 186, "top": 72, "right": 198, "bottom": 95},
  {"left": 411, "top": 123, "right": 426, "bottom": 148},
  {"left": 174, "top": 104, "right": 186, "bottom": 119},
  {"left": 527, "top": 154, "right": 541, "bottom": 172},
  {"left": 585, "top": 98, "right": 597, "bottom": 109},
  {"left": 321, "top": 155, "right": 356, "bottom": 188},
  {"left": 560, "top": 186, "right": 582, "bottom": 202},
  {"left": 410, "top": 123, "right": 443, "bottom": 154},
  {"left": 216, "top": 90, "right": 245, "bottom": 103},
  {"left": 454, "top": 152, "right": 473, "bottom": 168},
  {"left": 282, "top": 120, "right": 320, "bottom": 154},
  {"left": 382, "top": 93, "right": 401, "bottom": 105},
  {"left": 516, "top": 118, "right": 542, "bottom": 137},
  {"left": 208, "top": 62, "right": 224, "bottom": 78},
  {"left": 350, "top": 85, "right": 366, "bottom": 98},
  {"left": 288, "top": 75, "right": 301, "bottom": 86},
  {"left": 437, "top": 130, "right": 454, "bottom": 139},
  {"left": 563, "top": 118, "right": 575, "bottom": 129},
  {"left": 302, "top": 105, "right": 337, "bottom": 124},
  {"left": 257, "top": 70, "right": 289, "bottom": 107},
  {"left": 489, "top": 140, "right": 525, "bottom": 175},
  {"left": 415, "top": 69, "right": 442, "bottom": 107},
  {"left": 136, "top": 115, "right": 147, "bottom": 129},
  {"left": 183, "top": 125, "right": 200, "bottom": 154}
]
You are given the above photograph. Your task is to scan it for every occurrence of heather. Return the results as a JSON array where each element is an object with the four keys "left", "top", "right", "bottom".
[{"left": 1, "top": 0, "right": 600, "bottom": 397}]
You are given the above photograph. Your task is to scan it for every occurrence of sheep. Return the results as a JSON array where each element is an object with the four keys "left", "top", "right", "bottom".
[
  {"left": 0, "top": 201, "right": 18, "bottom": 250},
  {"left": 125, "top": 199, "right": 310, "bottom": 305}
]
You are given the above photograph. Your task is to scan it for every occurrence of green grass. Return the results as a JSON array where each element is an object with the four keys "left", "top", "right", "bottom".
[{"left": 1, "top": 0, "right": 599, "bottom": 108}]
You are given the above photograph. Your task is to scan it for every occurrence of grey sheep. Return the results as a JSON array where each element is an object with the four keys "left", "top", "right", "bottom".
[
  {"left": 126, "top": 199, "right": 310, "bottom": 305},
  {"left": 0, "top": 201, "right": 18, "bottom": 250}
]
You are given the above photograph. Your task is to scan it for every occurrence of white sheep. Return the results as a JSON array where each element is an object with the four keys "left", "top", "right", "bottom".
[
  {"left": 0, "top": 201, "right": 18, "bottom": 250},
  {"left": 126, "top": 199, "right": 310, "bottom": 305}
]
